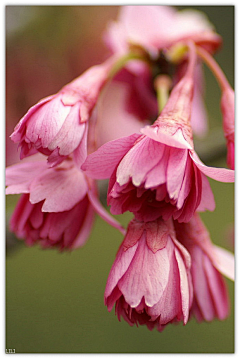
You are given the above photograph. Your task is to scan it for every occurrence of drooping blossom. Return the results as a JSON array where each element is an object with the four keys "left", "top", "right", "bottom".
[
  {"left": 221, "top": 86, "right": 235, "bottom": 170},
  {"left": 10, "top": 56, "right": 116, "bottom": 167},
  {"left": 82, "top": 43, "right": 234, "bottom": 223},
  {"left": 6, "top": 155, "right": 125, "bottom": 250},
  {"left": 103, "top": 5, "right": 221, "bottom": 139},
  {"left": 105, "top": 217, "right": 193, "bottom": 331},
  {"left": 174, "top": 213, "right": 234, "bottom": 322}
]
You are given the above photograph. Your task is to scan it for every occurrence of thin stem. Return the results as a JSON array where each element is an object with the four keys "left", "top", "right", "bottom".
[{"left": 196, "top": 46, "right": 231, "bottom": 91}]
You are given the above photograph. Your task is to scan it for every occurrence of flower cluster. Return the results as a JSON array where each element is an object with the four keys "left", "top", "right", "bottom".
[{"left": 6, "top": 6, "right": 234, "bottom": 331}]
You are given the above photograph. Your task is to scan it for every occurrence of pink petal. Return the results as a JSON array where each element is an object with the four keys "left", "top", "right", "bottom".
[
  {"left": 175, "top": 248, "right": 191, "bottom": 324},
  {"left": 6, "top": 160, "right": 47, "bottom": 195},
  {"left": 191, "top": 247, "right": 216, "bottom": 321},
  {"left": 25, "top": 95, "right": 71, "bottom": 148},
  {"left": 148, "top": 250, "right": 181, "bottom": 323},
  {"left": 10, "top": 95, "right": 54, "bottom": 143},
  {"left": 118, "top": 235, "right": 170, "bottom": 308},
  {"left": 73, "top": 122, "right": 88, "bottom": 167},
  {"left": 71, "top": 202, "right": 95, "bottom": 249},
  {"left": 29, "top": 204, "right": 44, "bottom": 229},
  {"left": 116, "top": 137, "right": 163, "bottom": 186},
  {"left": 104, "top": 241, "right": 139, "bottom": 301},
  {"left": 141, "top": 126, "right": 192, "bottom": 150},
  {"left": 167, "top": 148, "right": 188, "bottom": 200},
  {"left": 174, "top": 162, "right": 202, "bottom": 222},
  {"left": 144, "top": 147, "right": 169, "bottom": 188},
  {"left": 48, "top": 102, "right": 86, "bottom": 155},
  {"left": 29, "top": 165, "right": 88, "bottom": 212},
  {"left": 82, "top": 133, "right": 140, "bottom": 179},
  {"left": 47, "top": 147, "right": 67, "bottom": 167},
  {"left": 10, "top": 194, "right": 33, "bottom": 236},
  {"left": 145, "top": 219, "right": 169, "bottom": 253},
  {"left": 176, "top": 155, "right": 192, "bottom": 209},
  {"left": 197, "top": 172, "right": 215, "bottom": 212},
  {"left": 204, "top": 255, "right": 229, "bottom": 320},
  {"left": 190, "top": 151, "right": 235, "bottom": 182},
  {"left": 212, "top": 245, "right": 235, "bottom": 281},
  {"left": 122, "top": 220, "right": 145, "bottom": 250},
  {"left": 117, "top": 6, "right": 176, "bottom": 54}
]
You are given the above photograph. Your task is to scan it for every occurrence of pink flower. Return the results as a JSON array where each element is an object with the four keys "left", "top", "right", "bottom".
[
  {"left": 10, "top": 57, "right": 115, "bottom": 167},
  {"left": 82, "top": 46, "right": 234, "bottom": 223},
  {"left": 104, "top": 218, "right": 193, "bottom": 331},
  {"left": 221, "top": 86, "right": 235, "bottom": 169},
  {"left": 104, "top": 6, "right": 221, "bottom": 58},
  {"left": 174, "top": 213, "right": 234, "bottom": 322},
  {"left": 6, "top": 156, "right": 125, "bottom": 250}
]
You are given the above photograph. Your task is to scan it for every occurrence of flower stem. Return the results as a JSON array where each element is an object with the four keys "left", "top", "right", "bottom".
[{"left": 196, "top": 46, "right": 231, "bottom": 91}]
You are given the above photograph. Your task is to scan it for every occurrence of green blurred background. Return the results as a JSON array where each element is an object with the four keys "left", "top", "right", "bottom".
[{"left": 6, "top": 5, "right": 234, "bottom": 353}]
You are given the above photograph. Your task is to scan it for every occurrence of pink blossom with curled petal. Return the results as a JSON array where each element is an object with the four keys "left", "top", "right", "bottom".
[
  {"left": 104, "top": 217, "right": 193, "bottom": 331},
  {"left": 6, "top": 156, "right": 125, "bottom": 250},
  {"left": 221, "top": 86, "right": 235, "bottom": 169},
  {"left": 10, "top": 57, "right": 116, "bottom": 167},
  {"left": 174, "top": 213, "right": 233, "bottom": 322},
  {"left": 82, "top": 49, "right": 234, "bottom": 223},
  {"left": 104, "top": 6, "right": 221, "bottom": 58}
]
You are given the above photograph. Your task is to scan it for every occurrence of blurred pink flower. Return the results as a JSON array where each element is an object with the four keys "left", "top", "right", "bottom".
[
  {"left": 105, "top": 217, "right": 193, "bottom": 331},
  {"left": 82, "top": 48, "right": 234, "bottom": 223},
  {"left": 221, "top": 86, "right": 235, "bottom": 169},
  {"left": 10, "top": 57, "right": 116, "bottom": 167},
  {"left": 174, "top": 213, "right": 234, "bottom": 322},
  {"left": 104, "top": 6, "right": 221, "bottom": 58},
  {"left": 6, "top": 156, "right": 125, "bottom": 250},
  {"left": 96, "top": 79, "right": 152, "bottom": 148}
]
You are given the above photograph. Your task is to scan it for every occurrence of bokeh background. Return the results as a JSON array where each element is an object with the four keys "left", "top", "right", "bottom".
[{"left": 5, "top": 5, "right": 234, "bottom": 353}]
